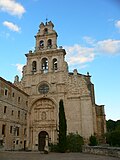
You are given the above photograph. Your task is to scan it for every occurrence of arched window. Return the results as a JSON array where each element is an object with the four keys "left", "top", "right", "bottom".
[
  {"left": 32, "top": 61, "right": 37, "bottom": 72},
  {"left": 41, "top": 58, "right": 48, "bottom": 73},
  {"left": 47, "top": 39, "right": 52, "bottom": 48},
  {"left": 39, "top": 40, "right": 44, "bottom": 49},
  {"left": 53, "top": 58, "right": 57, "bottom": 70},
  {"left": 44, "top": 28, "right": 48, "bottom": 34}
]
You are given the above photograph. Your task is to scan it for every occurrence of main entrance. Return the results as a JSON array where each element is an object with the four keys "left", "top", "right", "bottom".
[{"left": 38, "top": 131, "right": 48, "bottom": 151}]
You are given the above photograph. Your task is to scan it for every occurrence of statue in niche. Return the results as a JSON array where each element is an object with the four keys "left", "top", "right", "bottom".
[{"left": 41, "top": 111, "right": 46, "bottom": 120}]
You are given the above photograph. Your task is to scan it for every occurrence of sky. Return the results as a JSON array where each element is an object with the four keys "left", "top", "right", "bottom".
[{"left": 0, "top": 0, "right": 120, "bottom": 121}]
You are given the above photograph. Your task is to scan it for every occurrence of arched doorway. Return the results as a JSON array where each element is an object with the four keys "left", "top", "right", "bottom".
[{"left": 38, "top": 131, "right": 48, "bottom": 151}]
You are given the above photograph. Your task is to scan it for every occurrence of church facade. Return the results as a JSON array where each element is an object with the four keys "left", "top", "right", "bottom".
[{"left": 0, "top": 21, "right": 106, "bottom": 151}]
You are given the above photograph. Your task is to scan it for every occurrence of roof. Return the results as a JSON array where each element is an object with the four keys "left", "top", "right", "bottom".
[{"left": 0, "top": 77, "right": 28, "bottom": 96}]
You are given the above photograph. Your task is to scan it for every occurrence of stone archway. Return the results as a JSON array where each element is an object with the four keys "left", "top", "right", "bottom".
[{"left": 38, "top": 131, "right": 48, "bottom": 151}]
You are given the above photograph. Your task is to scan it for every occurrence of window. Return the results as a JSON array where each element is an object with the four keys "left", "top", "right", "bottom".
[
  {"left": 38, "top": 83, "right": 49, "bottom": 94},
  {"left": 53, "top": 58, "right": 58, "bottom": 70},
  {"left": 10, "top": 126, "right": 13, "bottom": 134},
  {"left": 0, "top": 140, "right": 3, "bottom": 146},
  {"left": 2, "top": 124, "right": 6, "bottom": 136},
  {"left": 16, "top": 140, "right": 19, "bottom": 144},
  {"left": 32, "top": 61, "right": 37, "bottom": 72},
  {"left": 44, "top": 28, "right": 48, "bottom": 34},
  {"left": 18, "top": 111, "right": 20, "bottom": 119},
  {"left": 18, "top": 97, "right": 21, "bottom": 103},
  {"left": 12, "top": 92, "right": 14, "bottom": 97},
  {"left": 41, "top": 58, "right": 48, "bottom": 73},
  {"left": 16, "top": 127, "right": 19, "bottom": 136},
  {"left": 4, "top": 89, "right": 8, "bottom": 96},
  {"left": 39, "top": 40, "right": 44, "bottom": 48},
  {"left": 11, "top": 110, "right": 14, "bottom": 115},
  {"left": 25, "top": 113, "right": 27, "bottom": 120},
  {"left": 4, "top": 106, "right": 7, "bottom": 114},
  {"left": 47, "top": 39, "right": 52, "bottom": 48}
]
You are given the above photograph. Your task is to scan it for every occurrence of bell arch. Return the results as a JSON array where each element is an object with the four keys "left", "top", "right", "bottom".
[{"left": 41, "top": 57, "right": 48, "bottom": 73}]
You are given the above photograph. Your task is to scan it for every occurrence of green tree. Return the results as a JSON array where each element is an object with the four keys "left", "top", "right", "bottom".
[
  {"left": 106, "top": 119, "right": 120, "bottom": 147},
  {"left": 66, "top": 133, "right": 84, "bottom": 152},
  {"left": 58, "top": 99, "right": 67, "bottom": 152},
  {"left": 106, "top": 120, "right": 116, "bottom": 132},
  {"left": 106, "top": 130, "right": 120, "bottom": 147}
]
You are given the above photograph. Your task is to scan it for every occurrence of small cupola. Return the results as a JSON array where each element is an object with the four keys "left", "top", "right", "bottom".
[{"left": 35, "top": 21, "right": 58, "bottom": 51}]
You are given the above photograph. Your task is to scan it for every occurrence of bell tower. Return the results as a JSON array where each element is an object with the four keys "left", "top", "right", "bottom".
[
  {"left": 35, "top": 21, "right": 58, "bottom": 51},
  {"left": 21, "top": 21, "right": 68, "bottom": 94}
]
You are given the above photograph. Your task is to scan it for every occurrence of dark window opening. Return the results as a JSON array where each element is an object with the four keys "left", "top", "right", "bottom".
[
  {"left": 4, "top": 106, "right": 7, "bottom": 114},
  {"left": 4, "top": 89, "right": 8, "bottom": 96},
  {"left": 11, "top": 110, "right": 14, "bottom": 115},
  {"left": 32, "top": 61, "right": 37, "bottom": 72},
  {"left": 18, "top": 111, "right": 20, "bottom": 119},
  {"left": 10, "top": 126, "right": 13, "bottom": 134},
  {"left": 47, "top": 39, "right": 52, "bottom": 48},
  {"left": 39, "top": 40, "right": 44, "bottom": 48},
  {"left": 18, "top": 97, "right": 20, "bottom": 103},
  {"left": 44, "top": 28, "right": 48, "bottom": 34},
  {"left": 41, "top": 58, "right": 48, "bottom": 73},
  {"left": 2, "top": 124, "right": 6, "bottom": 136},
  {"left": 0, "top": 140, "right": 3, "bottom": 146},
  {"left": 12, "top": 92, "right": 14, "bottom": 97},
  {"left": 25, "top": 113, "right": 27, "bottom": 120},
  {"left": 16, "top": 127, "right": 19, "bottom": 136},
  {"left": 53, "top": 58, "right": 58, "bottom": 70}
]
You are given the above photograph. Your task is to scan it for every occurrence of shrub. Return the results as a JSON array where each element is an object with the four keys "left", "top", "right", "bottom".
[
  {"left": 89, "top": 135, "right": 98, "bottom": 146},
  {"left": 66, "top": 133, "right": 84, "bottom": 152}
]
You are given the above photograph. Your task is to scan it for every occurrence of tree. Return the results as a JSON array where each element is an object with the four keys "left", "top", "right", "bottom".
[
  {"left": 106, "top": 120, "right": 116, "bottom": 132},
  {"left": 58, "top": 99, "right": 67, "bottom": 152},
  {"left": 105, "top": 119, "right": 120, "bottom": 147},
  {"left": 106, "top": 130, "right": 120, "bottom": 147}
]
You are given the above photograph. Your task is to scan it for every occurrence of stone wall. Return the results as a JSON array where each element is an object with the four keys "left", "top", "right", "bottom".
[{"left": 82, "top": 146, "right": 120, "bottom": 158}]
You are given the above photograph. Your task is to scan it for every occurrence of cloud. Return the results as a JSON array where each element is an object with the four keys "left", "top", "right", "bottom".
[
  {"left": 3, "top": 21, "right": 21, "bottom": 32},
  {"left": 64, "top": 38, "right": 120, "bottom": 70},
  {"left": 83, "top": 36, "right": 96, "bottom": 46},
  {"left": 15, "top": 64, "right": 24, "bottom": 76},
  {"left": 0, "top": 0, "right": 25, "bottom": 17},
  {"left": 64, "top": 44, "right": 95, "bottom": 70},
  {"left": 115, "top": 20, "right": 120, "bottom": 32},
  {"left": 96, "top": 39, "right": 120, "bottom": 54}
]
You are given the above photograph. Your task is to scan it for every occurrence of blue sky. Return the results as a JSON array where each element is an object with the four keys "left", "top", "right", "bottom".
[{"left": 0, "top": 0, "right": 120, "bottom": 120}]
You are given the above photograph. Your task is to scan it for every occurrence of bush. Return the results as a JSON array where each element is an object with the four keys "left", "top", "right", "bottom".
[
  {"left": 49, "top": 143, "right": 59, "bottom": 152},
  {"left": 66, "top": 133, "right": 84, "bottom": 152},
  {"left": 89, "top": 135, "right": 98, "bottom": 146}
]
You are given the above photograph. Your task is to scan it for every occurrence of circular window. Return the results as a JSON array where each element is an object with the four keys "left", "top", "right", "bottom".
[{"left": 38, "top": 83, "right": 49, "bottom": 94}]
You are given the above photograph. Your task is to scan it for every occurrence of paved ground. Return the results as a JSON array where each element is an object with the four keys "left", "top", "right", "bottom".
[{"left": 0, "top": 151, "right": 119, "bottom": 160}]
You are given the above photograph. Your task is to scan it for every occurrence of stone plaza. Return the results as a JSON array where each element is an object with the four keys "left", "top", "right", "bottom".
[{"left": 0, "top": 152, "right": 119, "bottom": 160}]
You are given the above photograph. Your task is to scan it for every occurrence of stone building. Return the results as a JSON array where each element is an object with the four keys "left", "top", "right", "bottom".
[
  {"left": 0, "top": 77, "right": 28, "bottom": 150},
  {"left": 0, "top": 21, "right": 106, "bottom": 151}
]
